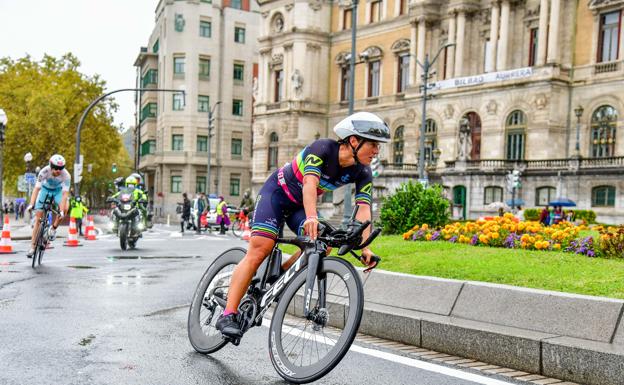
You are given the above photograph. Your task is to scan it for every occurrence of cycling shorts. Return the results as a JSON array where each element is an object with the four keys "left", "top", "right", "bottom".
[
  {"left": 34, "top": 186, "right": 63, "bottom": 211},
  {"left": 251, "top": 171, "right": 314, "bottom": 240}
]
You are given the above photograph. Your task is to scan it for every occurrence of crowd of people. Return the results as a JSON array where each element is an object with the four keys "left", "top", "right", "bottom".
[{"left": 3, "top": 201, "right": 27, "bottom": 220}]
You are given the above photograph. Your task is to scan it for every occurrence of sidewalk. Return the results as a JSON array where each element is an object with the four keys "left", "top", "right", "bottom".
[
  {"left": 8, "top": 216, "right": 71, "bottom": 241},
  {"left": 341, "top": 269, "right": 624, "bottom": 385}
]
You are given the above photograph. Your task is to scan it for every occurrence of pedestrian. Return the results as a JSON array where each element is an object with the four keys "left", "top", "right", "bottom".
[
  {"left": 19, "top": 202, "right": 25, "bottom": 219},
  {"left": 515, "top": 205, "right": 524, "bottom": 221},
  {"left": 69, "top": 196, "right": 89, "bottom": 236},
  {"left": 14, "top": 201, "right": 19, "bottom": 221},
  {"left": 539, "top": 205, "right": 550, "bottom": 226},
  {"left": 552, "top": 206, "right": 563, "bottom": 225},
  {"left": 195, "top": 192, "right": 208, "bottom": 234},
  {"left": 216, "top": 196, "right": 230, "bottom": 235},
  {"left": 9, "top": 202, "right": 14, "bottom": 214},
  {"left": 565, "top": 210, "right": 574, "bottom": 223},
  {"left": 3, "top": 202, "right": 7, "bottom": 215},
  {"left": 497, "top": 207, "right": 504, "bottom": 217},
  {"left": 179, "top": 192, "right": 193, "bottom": 233}
]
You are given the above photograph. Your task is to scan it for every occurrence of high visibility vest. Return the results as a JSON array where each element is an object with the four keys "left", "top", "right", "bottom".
[{"left": 217, "top": 201, "right": 227, "bottom": 216}]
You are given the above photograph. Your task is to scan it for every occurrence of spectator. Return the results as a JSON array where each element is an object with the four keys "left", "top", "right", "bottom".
[
  {"left": 552, "top": 206, "right": 563, "bottom": 225},
  {"left": 216, "top": 196, "right": 230, "bottom": 235},
  {"left": 3, "top": 202, "right": 7, "bottom": 214},
  {"left": 194, "top": 192, "right": 209, "bottom": 234},
  {"left": 179, "top": 193, "right": 194, "bottom": 233},
  {"left": 565, "top": 210, "right": 575, "bottom": 223},
  {"left": 539, "top": 205, "right": 550, "bottom": 226},
  {"left": 498, "top": 207, "right": 505, "bottom": 217},
  {"left": 19, "top": 202, "right": 25, "bottom": 219},
  {"left": 9, "top": 202, "right": 14, "bottom": 213},
  {"left": 14, "top": 201, "right": 19, "bottom": 221},
  {"left": 515, "top": 206, "right": 524, "bottom": 221}
]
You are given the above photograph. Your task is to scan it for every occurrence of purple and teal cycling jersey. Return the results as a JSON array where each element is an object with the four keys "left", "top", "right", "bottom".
[{"left": 251, "top": 139, "right": 372, "bottom": 240}]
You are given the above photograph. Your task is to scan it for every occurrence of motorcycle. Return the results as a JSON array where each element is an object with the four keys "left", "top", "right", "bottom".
[{"left": 107, "top": 188, "right": 146, "bottom": 250}]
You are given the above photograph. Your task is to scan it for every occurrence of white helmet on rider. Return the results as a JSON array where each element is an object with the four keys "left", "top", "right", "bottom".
[
  {"left": 333, "top": 111, "right": 391, "bottom": 143},
  {"left": 49, "top": 154, "right": 66, "bottom": 170}
]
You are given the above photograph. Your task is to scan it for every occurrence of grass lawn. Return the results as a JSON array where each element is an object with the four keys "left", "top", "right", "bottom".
[{"left": 279, "top": 235, "right": 624, "bottom": 299}]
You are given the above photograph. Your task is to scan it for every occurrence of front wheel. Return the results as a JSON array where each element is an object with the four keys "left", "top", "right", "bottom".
[
  {"left": 188, "top": 247, "right": 246, "bottom": 354},
  {"left": 231, "top": 220, "right": 244, "bottom": 237},
  {"left": 268, "top": 257, "right": 364, "bottom": 384},
  {"left": 32, "top": 222, "right": 47, "bottom": 268},
  {"left": 119, "top": 223, "right": 128, "bottom": 250}
]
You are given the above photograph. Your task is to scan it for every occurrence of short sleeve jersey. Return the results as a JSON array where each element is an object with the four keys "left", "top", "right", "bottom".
[
  {"left": 35, "top": 165, "right": 71, "bottom": 192},
  {"left": 282, "top": 139, "right": 372, "bottom": 205}
]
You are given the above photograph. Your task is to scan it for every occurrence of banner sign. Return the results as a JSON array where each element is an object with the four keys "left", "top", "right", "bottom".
[{"left": 433, "top": 67, "right": 534, "bottom": 90}]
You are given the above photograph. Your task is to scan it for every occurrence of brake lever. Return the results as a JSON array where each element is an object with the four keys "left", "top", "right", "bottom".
[
  {"left": 350, "top": 250, "right": 381, "bottom": 273},
  {"left": 353, "top": 228, "right": 382, "bottom": 251}
]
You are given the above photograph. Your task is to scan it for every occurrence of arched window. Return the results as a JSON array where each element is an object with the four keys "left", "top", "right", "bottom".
[
  {"left": 592, "top": 185, "right": 616, "bottom": 207},
  {"left": 590, "top": 105, "right": 617, "bottom": 158},
  {"left": 267, "top": 132, "right": 279, "bottom": 171},
  {"left": 393, "top": 126, "right": 404, "bottom": 164},
  {"left": 506, "top": 110, "right": 526, "bottom": 160},
  {"left": 424, "top": 119, "right": 437, "bottom": 162},
  {"left": 535, "top": 186, "right": 556, "bottom": 206},
  {"left": 484, "top": 186, "right": 503, "bottom": 205}
]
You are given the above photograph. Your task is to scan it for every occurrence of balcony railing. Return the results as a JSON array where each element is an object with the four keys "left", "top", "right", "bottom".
[
  {"left": 445, "top": 157, "right": 624, "bottom": 171},
  {"left": 594, "top": 61, "right": 620, "bottom": 74}
]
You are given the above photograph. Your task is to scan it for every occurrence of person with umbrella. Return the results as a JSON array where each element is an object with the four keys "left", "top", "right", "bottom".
[{"left": 539, "top": 205, "right": 550, "bottom": 226}]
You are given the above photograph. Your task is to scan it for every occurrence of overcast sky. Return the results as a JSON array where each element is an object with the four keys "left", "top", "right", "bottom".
[{"left": 0, "top": 0, "right": 158, "bottom": 131}]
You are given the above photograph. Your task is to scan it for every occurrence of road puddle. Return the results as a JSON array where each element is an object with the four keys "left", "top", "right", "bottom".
[
  {"left": 105, "top": 273, "right": 162, "bottom": 286},
  {"left": 67, "top": 265, "right": 97, "bottom": 269},
  {"left": 79, "top": 334, "right": 96, "bottom": 346}
]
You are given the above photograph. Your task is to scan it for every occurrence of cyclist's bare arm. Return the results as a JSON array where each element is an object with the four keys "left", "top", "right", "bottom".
[
  {"left": 302, "top": 175, "right": 320, "bottom": 239},
  {"left": 29, "top": 186, "right": 41, "bottom": 208},
  {"left": 354, "top": 204, "right": 376, "bottom": 266}
]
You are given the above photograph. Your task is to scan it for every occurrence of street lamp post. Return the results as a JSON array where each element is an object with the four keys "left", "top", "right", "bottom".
[
  {"left": 0, "top": 109, "right": 7, "bottom": 225},
  {"left": 207, "top": 101, "right": 222, "bottom": 195},
  {"left": 24, "top": 152, "right": 33, "bottom": 211},
  {"left": 341, "top": 0, "right": 359, "bottom": 228},
  {"left": 74, "top": 87, "right": 185, "bottom": 195},
  {"left": 574, "top": 105, "right": 584, "bottom": 158},
  {"left": 415, "top": 43, "right": 455, "bottom": 183}
]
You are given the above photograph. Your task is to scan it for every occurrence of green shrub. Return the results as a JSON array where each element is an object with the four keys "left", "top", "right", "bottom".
[
  {"left": 574, "top": 210, "right": 597, "bottom": 224},
  {"left": 379, "top": 182, "right": 450, "bottom": 234},
  {"left": 524, "top": 208, "right": 540, "bottom": 221},
  {"left": 597, "top": 225, "right": 624, "bottom": 258}
]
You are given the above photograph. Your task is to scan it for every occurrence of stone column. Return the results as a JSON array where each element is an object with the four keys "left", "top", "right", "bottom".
[
  {"left": 497, "top": 0, "right": 510, "bottom": 70},
  {"left": 447, "top": 12, "right": 456, "bottom": 78},
  {"left": 258, "top": 53, "right": 266, "bottom": 104},
  {"left": 547, "top": 0, "right": 561, "bottom": 64},
  {"left": 454, "top": 10, "right": 466, "bottom": 77},
  {"left": 488, "top": 1, "right": 500, "bottom": 72},
  {"left": 416, "top": 17, "right": 427, "bottom": 85},
  {"left": 537, "top": 0, "right": 549, "bottom": 65},
  {"left": 410, "top": 20, "right": 417, "bottom": 85}
]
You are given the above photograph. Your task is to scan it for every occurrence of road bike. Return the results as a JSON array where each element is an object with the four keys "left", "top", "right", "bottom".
[
  {"left": 31, "top": 194, "right": 59, "bottom": 268},
  {"left": 230, "top": 209, "right": 252, "bottom": 238},
  {"left": 187, "top": 206, "right": 381, "bottom": 383}
]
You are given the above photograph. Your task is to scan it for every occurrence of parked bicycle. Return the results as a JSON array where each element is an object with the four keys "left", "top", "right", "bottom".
[
  {"left": 187, "top": 206, "right": 381, "bottom": 383},
  {"left": 31, "top": 194, "right": 59, "bottom": 268}
]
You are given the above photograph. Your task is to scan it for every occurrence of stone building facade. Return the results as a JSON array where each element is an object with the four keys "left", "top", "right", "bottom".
[
  {"left": 254, "top": 0, "right": 624, "bottom": 224},
  {"left": 135, "top": 0, "right": 259, "bottom": 217}
]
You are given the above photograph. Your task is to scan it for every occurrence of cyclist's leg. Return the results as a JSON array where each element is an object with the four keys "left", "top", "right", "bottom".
[
  {"left": 223, "top": 184, "right": 286, "bottom": 314},
  {"left": 30, "top": 188, "right": 49, "bottom": 250},
  {"left": 51, "top": 189, "right": 64, "bottom": 228}
]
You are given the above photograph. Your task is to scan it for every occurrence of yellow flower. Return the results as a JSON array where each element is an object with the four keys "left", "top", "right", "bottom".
[
  {"left": 490, "top": 232, "right": 500, "bottom": 239},
  {"left": 422, "top": 224, "right": 429, "bottom": 230},
  {"left": 426, "top": 234, "right": 432, "bottom": 241},
  {"left": 553, "top": 243, "right": 561, "bottom": 250}
]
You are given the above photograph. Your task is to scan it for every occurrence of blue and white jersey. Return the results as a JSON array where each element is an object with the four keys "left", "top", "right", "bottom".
[{"left": 35, "top": 165, "right": 71, "bottom": 192}]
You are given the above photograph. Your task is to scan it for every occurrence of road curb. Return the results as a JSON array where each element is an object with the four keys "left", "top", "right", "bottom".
[{"left": 353, "top": 269, "right": 624, "bottom": 385}]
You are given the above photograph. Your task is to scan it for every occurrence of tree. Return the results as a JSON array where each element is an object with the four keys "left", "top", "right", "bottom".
[{"left": 0, "top": 53, "right": 131, "bottom": 204}]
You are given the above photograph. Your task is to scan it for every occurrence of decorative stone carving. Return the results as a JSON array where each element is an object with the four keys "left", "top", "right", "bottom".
[
  {"left": 291, "top": 69, "right": 304, "bottom": 99},
  {"left": 335, "top": 52, "right": 350, "bottom": 65},
  {"left": 285, "top": 3, "right": 294, "bottom": 11},
  {"left": 457, "top": 118, "right": 472, "bottom": 161},
  {"left": 533, "top": 93, "right": 549, "bottom": 110},
  {"left": 272, "top": 13, "right": 284, "bottom": 33},
  {"left": 174, "top": 14, "right": 185, "bottom": 32},
  {"left": 589, "top": 0, "right": 624, "bottom": 11},
  {"left": 252, "top": 77, "right": 259, "bottom": 100},
  {"left": 309, "top": 0, "right": 322, "bottom": 11},
  {"left": 261, "top": 11, "right": 270, "bottom": 18},
  {"left": 360, "top": 46, "right": 383, "bottom": 60},
  {"left": 281, "top": 121, "right": 289, "bottom": 133},
  {"left": 391, "top": 39, "right": 411, "bottom": 53},
  {"left": 486, "top": 100, "right": 498, "bottom": 115},
  {"left": 257, "top": 124, "right": 265, "bottom": 137},
  {"left": 406, "top": 109, "right": 416, "bottom": 123},
  {"left": 444, "top": 104, "right": 455, "bottom": 120},
  {"left": 270, "top": 54, "right": 284, "bottom": 68}
]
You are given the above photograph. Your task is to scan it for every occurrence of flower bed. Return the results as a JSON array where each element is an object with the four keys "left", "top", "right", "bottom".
[{"left": 402, "top": 213, "right": 602, "bottom": 257}]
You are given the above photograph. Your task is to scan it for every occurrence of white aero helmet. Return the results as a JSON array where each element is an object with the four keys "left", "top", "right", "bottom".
[
  {"left": 333, "top": 111, "right": 391, "bottom": 143},
  {"left": 49, "top": 154, "right": 66, "bottom": 170}
]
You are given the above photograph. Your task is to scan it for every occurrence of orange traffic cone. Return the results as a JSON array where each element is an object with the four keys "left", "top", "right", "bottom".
[
  {"left": 85, "top": 216, "right": 97, "bottom": 240},
  {"left": 0, "top": 216, "right": 16, "bottom": 254},
  {"left": 242, "top": 219, "right": 251, "bottom": 241},
  {"left": 63, "top": 217, "right": 83, "bottom": 247}
]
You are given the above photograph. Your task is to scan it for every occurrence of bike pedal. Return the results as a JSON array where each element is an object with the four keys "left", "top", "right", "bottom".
[{"left": 231, "top": 338, "right": 241, "bottom": 346}]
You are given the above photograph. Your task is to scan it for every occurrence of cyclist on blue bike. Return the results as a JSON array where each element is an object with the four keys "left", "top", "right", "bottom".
[
  {"left": 26, "top": 154, "right": 71, "bottom": 258},
  {"left": 216, "top": 111, "right": 390, "bottom": 339}
]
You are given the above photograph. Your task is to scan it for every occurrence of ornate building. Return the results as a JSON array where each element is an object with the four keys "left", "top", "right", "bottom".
[
  {"left": 253, "top": 0, "right": 624, "bottom": 224},
  {"left": 135, "top": 0, "right": 259, "bottom": 217}
]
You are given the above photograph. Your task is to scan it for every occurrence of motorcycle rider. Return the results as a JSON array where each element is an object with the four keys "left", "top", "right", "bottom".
[{"left": 110, "top": 176, "right": 148, "bottom": 230}]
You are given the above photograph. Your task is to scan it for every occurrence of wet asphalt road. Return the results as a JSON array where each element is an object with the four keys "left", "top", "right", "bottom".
[{"left": 0, "top": 225, "right": 517, "bottom": 385}]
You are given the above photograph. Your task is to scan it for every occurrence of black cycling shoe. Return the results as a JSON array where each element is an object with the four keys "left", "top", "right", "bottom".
[{"left": 216, "top": 313, "right": 243, "bottom": 339}]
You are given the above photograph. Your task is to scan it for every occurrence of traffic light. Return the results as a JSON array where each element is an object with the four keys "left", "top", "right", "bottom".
[
  {"left": 371, "top": 157, "right": 380, "bottom": 178},
  {"left": 112, "top": 163, "right": 117, "bottom": 173}
]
